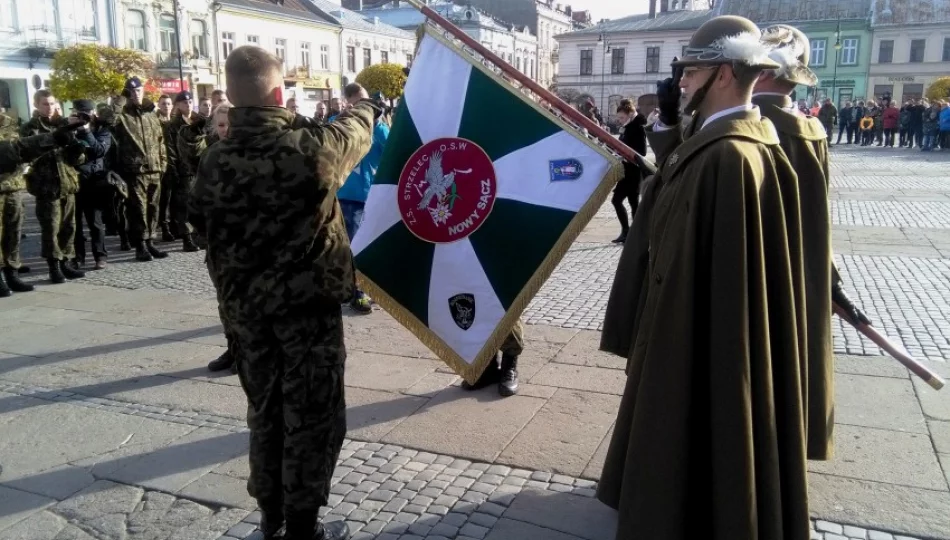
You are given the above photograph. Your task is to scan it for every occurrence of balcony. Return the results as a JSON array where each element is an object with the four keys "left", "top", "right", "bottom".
[{"left": 157, "top": 51, "right": 211, "bottom": 71}]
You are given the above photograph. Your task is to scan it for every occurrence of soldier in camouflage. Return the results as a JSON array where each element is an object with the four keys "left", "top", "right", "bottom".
[
  {"left": 155, "top": 93, "right": 177, "bottom": 242},
  {"left": 165, "top": 91, "right": 201, "bottom": 252},
  {"left": 19, "top": 90, "right": 87, "bottom": 284},
  {"left": 0, "top": 113, "right": 37, "bottom": 296},
  {"left": 111, "top": 76, "right": 168, "bottom": 262},
  {"left": 189, "top": 45, "right": 377, "bottom": 540}
]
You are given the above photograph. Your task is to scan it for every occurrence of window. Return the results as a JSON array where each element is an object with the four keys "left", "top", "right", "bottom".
[
  {"left": 909, "top": 39, "right": 925, "bottom": 63},
  {"left": 247, "top": 35, "right": 259, "bottom": 45},
  {"left": 127, "top": 10, "right": 146, "bottom": 51},
  {"left": 406, "top": 53, "right": 413, "bottom": 66},
  {"left": 346, "top": 46, "right": 356, "bottom": 72},
  {"left": 840, "top": 38, "right": 858, "bottom": 65},
  {"left": 320, "top": 45, "right": 329, "bottom": 70},
  {"left": 810, "top": 38, "right": 826, "bottom": 66},
  {"left": 31, "top": 0, "right": 55, "bottom": 30},
  {"left": 944, "top": 38, "right": 950, "bottom": 62},
  {"left": 159, "top": 14, "right": 178, "bottom": 53},
  {"left": 275, "top": 38, "right": 286, "bottom": 63},
  {"left": 61, "top": 0, "right": 97, "bottom": 37},
  {"left": 0, "top": 0, "right": 16, "bottom": 31},
  {"left": 873, "top": 85, "right": 893, "bottom": 101},
  {"left": 516, "top": 56, "right": 522, "bottom": 71},
  {"left": 381, "top": 50, "right": 389, "bottom": 63},
  {"left": 645, "top": 46, "right": 660, "bottom": 73},
  {"left": 681, "top": 44, "right": 688, "bottom": 56},
  {"left": 878, "top": 39, "right": 893, "bottom": 63},
  {"left": 363, "top": 48, "right": 372, "bottom": 69},
  {"left": 611, "top": 48, "right": 625, "bottom": 74},
  {"left": 902, "top": 83, "right": 923, "bottom": 102},
  {"left": 300, "top": 42, "right": 311, "bottom": 67},
  {"left": 190, "top": 19, "right": 207, "bottom": 58},
  {"left": 530, "top": 58, "right": 535, "bottom": 79},
  {"left": 221, "top": 32, "right": 234, "bottom": 59},
  {"left": 580, "top": 49, "right": 593, "bottom": 75}
]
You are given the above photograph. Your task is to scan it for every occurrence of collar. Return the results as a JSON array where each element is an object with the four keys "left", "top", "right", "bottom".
[
  {"left": 228, "top": 106, "right": 294, "bottom": 139},
  {"left": 701, "top": 104, "right": 754, "bottom": 130},
  {"left": 752, "top": 93, "right": 796, "bottom": 113},
  {"left": 665, "top": 108, "right": 780, "bottom": 180}
]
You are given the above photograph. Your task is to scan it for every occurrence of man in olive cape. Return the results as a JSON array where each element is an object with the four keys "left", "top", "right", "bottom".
[
  {"left": 597, "top": 16, "right": 810, "bottom": 540},
  {"left": 754, "top": 25, "right": 871, "bottom": 462}
]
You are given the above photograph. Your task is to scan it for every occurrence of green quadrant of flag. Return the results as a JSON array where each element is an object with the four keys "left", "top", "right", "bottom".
[{"left": 352, "top": 27, "right": 622, "bottom": 383}]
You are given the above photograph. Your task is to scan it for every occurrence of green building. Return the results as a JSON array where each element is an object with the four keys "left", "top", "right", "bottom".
[{"left": 719, "top": 0, "right": 873, "bottom": 106}]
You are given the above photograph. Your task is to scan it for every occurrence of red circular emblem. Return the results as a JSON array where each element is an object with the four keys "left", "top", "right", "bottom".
[{"left": 397, "top": 137, "right": 497, "bottom": 244}]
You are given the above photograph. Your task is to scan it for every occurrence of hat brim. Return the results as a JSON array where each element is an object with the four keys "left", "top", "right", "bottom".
[
  {"left": 776, "top": 65, "right": 818, "bottom": 87},
  {"left": 672, "top": 56, "right": 781, "bottom": 70}
]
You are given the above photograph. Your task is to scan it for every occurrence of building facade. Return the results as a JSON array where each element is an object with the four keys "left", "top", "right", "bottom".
[
  {"left": 363, "top": 1, "right": 539, "bottom": 81},
  {"left": 555, "top": 6, "right": 713, "bottom": 118},
  {"left": 0, "top": 0, "right": 113, "bottom": 122},
  {"left": 216, "top": 0, "right": 340, "bottom": 116},
  {"left": 867, "top": 0, "right": 950, "bottom": 103},
  {"left": 720, "top": 0, "right": 874, "bottom": 106},
  {"left": 306, "top": 0, "right": 416, "bottom": 91},
  {"left": 113, "top": 0, "right": 217, "bottom": 97}
]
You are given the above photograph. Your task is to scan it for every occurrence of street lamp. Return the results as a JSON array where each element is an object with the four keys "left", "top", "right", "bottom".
[
  {"left": 831, "top": 16, "right": 841, "bottom": 105},
  {"left": 172, "top": 0, "right": 185, "bottom": 90},
  {"left": 597, "top": 32, "right": 610, "bottom": 113}
]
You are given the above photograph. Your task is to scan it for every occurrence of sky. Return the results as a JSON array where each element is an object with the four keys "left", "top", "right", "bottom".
[{"left": 576, "top": 0, "right": 652, "bottom": 22}]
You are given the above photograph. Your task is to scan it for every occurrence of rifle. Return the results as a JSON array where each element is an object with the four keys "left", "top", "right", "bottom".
[{"left": 833, "top": 302, "right": 945, "bottom": 390}]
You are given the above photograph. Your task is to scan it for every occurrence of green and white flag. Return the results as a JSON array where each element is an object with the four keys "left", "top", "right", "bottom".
[{"left": 352, "top": 27, "right": 622, "bottom": 382}]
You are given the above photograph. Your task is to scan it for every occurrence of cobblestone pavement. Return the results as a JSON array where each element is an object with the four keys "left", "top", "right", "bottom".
[
  {"left": 831, "top": 201, "right": 950, "bottom": 228},
  {"left": 0, "top": 380, "right": 929, "bottom": 540}
]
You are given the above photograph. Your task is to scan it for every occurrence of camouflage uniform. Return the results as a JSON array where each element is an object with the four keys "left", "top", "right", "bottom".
[
  {"left": 166, "top": 112, "right": 198, "bottom": 237},
  {"left": 20, "top": 113, "right": 83, "bottom": 261},
  {"left": 157, "top": 113, "right": 176, "bottom": 235},
  {"left": 0, "top": 115, "right": 28, "bottom": 271},
  {"left": 500, "top": 320, "right": 524, "bottom": 357},
  {"left": 189, "top": 104, "right": 375, "bottom": 517},
  {"left": 111, "top": 101, "right": 166, "bottom": 242}
]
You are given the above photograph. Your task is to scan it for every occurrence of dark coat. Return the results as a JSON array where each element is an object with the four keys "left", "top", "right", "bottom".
[
  {"left": 618, "top": 113, "right": 647, "bottom": 184},
  {"left": 75, "top": 127, "right": 112, "bottom": 180},
  {"left": 597, "top": 108, "right": 809, "bottom": 540},
  {"left": 755, "top": 94, "right": 835, "bottom": 461}
]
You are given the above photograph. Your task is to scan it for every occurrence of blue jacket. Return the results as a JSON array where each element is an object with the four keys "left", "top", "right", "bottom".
[
  {"left": 337, "top": 120, "right": 389, "bottom": 203},
  {"left": 940, "top": 107, "right": 950, "bottom": 131},
  {"left": 75, "top": 127, "right": 112, "bottom": 180}
]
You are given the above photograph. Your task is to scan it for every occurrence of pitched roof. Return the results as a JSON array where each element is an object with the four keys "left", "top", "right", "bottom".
[
  {"left": 717, "top": 0, "right": 873, "bottom": 23},
  {"left": 306, "top": 0, "right": 416, "bottom": 38},
  {"left": 218, "top": 0, "right": 339, "bottom": 25},
  {"left": 361, "top": 2, "right": 521, "bottom": 33},
  {"left": 870, "top": 0, "right": 950, "bottom": 26},
  {"left": 558, "top": 8, "right": 714, "bottom": 37}
]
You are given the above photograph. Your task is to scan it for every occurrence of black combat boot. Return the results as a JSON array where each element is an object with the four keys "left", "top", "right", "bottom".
[
  {"left": 3, "top": 267, "right": 34, "bottom": 293},
  {"left": 182, "top": 233, "right": 200, "bottom": 253},
  {"left": 498, "top": 353, "right": 519, "bottom": 397},
  {"left": 161, "top": 223, "right": 176, "bottom": 242},
  {"left": 135, "top": 242, "right": 153, "bottom": 262},
  {"left": 60, "top": 259, "right": 85, "bottom": 280},
  {"left": 461, "top": 354, "right": 501, "bottom": 391},
  {"left": 313, "top": 520, "right": 350, "bottom": 540},
  {"left": 17, "top": 265, "right": 30, "bottom": 274},
  {"left": 0, "top": 271, "right": 10, "bottom": 298},
  {"left": 258, "top": 507, "right": 284, "bottom": 539},
  {"left": 47, "top": 259, "right": 66, "bottom": 284},
  {"left": 146, "top": 240, "right": 168, "bottom": 259},
  {"left": 207, "top": 351, "right": 234, "bottom": 372}
]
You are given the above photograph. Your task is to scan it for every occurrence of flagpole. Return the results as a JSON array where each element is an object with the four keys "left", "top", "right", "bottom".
[{"left": 402, "top": 0, "right": 653, "bottom": 173}]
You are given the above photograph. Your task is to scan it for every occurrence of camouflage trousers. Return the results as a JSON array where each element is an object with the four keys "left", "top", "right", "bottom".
[
  {"left": 171, "top": 174, "right": 196, "bottom": 236},
  {"left": 158, "top": 169, "right": 175, "bottom": 229},
  {"left": 500, "top": 319, "right": 525, "bottom": 358},
  {"left": 126, "top": 172, "right": 162, "bottom": 242},
  {"left": 35, "top": 194, "right": 76, "bottom": 260},
  {"left": 0, "top": 191, "right": 25, "bottom": 268},
  {"left": 231, "top": 305, "right": 347, "bottom": 514}
]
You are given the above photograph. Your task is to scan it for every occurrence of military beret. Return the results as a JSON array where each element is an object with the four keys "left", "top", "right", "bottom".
[
  {"left": 175, "top": 91, "right": 193, "bottom": 103},
  {"left": 124, "top": 76, "right": 142, "bottom": 90},
  {"left": 72, "top": 99, "right": 96, "bottom": 113}
]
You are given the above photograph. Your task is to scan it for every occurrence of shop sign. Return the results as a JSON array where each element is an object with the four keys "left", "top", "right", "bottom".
[{"left": 156, "top": 79, "right": 189, "bottom": 94}]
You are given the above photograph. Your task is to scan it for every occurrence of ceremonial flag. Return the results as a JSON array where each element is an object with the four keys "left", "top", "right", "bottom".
[{"left": 351, "top": 26, "right": 622, "bottom": 382}]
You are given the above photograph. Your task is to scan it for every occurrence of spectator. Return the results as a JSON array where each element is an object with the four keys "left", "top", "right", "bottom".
[
  {"left": 836, "top": 100, "right": 852, "bottom": 144},
  {"left": 940, "top": 101, "right": 950, "bottom": 150},
  {"left": 899, "top": 102, "right": 912, "bottom": 147},
  {"left": 881, "top": 101, "right": 899, "bottom": 147},
  {"left": 859, "top": 113, "right": 874, "bottom": 146},
  {"left": 610, "top": 99, "right": 646, "bottom": 244}
]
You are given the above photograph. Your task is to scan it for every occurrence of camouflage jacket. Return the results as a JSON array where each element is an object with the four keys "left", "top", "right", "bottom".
[
  {"left": 190, "top": 104, "right": 376, "bottom": 320},
  {"left": 111, "top": 101, "right": 166, "bottom": 176},
  {"left": 166, "top": 112, "right": 198, "bottom": 180},
  {"left": 177, "top": 122, "right": 217, "bottom": 179},
  {"left": 0, "top": 132, "right": 58, "bottom": 176},
  {"left": 0, "top": 114, "right": 27, "bottom": 193},
  {"left": 19, "top": 113, "right": 83, "bottom": 199}
]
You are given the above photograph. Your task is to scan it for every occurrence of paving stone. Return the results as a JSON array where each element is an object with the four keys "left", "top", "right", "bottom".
[
  {"left": 479, "top": 474, "right": 505, "bottom": 486},
  {"left": 843, "top": 525, "right": 869, "bottom": 539},
  {"left": 383, "top": 498, "right": 409, "bottom": 514},
  {"left": 329, "top": 502, "right": 358, "bottom": 517},
  {"left": 381, "top": 480, "right": 406, "bottom": 492},
  {"left": 348, "top": 509, "right": 376, "bottom": 523},
  {"left": 459, "top": 523, "right": 490, "bottom": 539},
  {"left": 362, "top": 520, "right": 388, "bottom": 535},
  {"left": 430, "top": 523, "right": 460, "bottom": 538},
  {"left": 392, "top": 512, "right": 416, "bottom": 525},
  {"left": 469, "top": 482, "right": 495, "bottom": 495},
  {"left": 469, "top": 512, "right": 500, "bottom": 528},
  {"left": 414, "top": 470, "right": 439, "bottom": 482},
  {"left": 408, "top": 522, "right": 433, "bottom": 536},
  {"left": 344, "top": 490, "right": 370, "bottom": 504},
  {"left": 530, "top": 471, "right": 552, "bottom": 482},
  {"left": 404, "top": 504, "right": 428, "bottom": 515},
  {"left": 444, "top": 486, "right": 466, "bottom": 498},
  {"left": 441, "top": 513, "right": 469, "bottom": 527},
  {"left": 411, "top": 495, "right": 434, "bottom": 507},
  {"left": 368, "top": 489, "right": 398, "bottom": 503}
]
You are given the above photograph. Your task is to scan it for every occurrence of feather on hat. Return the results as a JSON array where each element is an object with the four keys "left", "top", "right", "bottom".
[{"left": 760, "top": 24, "right": 818, "bottom": 87}]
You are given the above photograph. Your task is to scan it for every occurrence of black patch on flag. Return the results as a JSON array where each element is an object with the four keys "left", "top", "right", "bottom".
[{"left": 449, "top": 293, "right": 475, "bottom": 330}]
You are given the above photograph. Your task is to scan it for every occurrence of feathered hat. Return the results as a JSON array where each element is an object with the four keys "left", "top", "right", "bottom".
[
  {"left": 760, "top": 24, "right": 818, "bottom": 87},
  {"left": 673, "top": 15, "right": 779, "bottom": 70}
]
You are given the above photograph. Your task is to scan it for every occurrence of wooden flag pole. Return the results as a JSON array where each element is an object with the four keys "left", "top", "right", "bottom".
[
  {"left": 834, "top": 303, "right": 945, "bottom": 390},
  {"left": 403, "top": 0, "right": 654, "bottom": 174}
]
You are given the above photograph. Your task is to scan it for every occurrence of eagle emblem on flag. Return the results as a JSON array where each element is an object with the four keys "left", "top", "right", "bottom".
[{"left": 350, "top": 27, "right": 623, "bottom": 383}]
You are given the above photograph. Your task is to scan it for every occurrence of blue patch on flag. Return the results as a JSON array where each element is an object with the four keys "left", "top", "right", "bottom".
[{"left": 549, "top": 159, "right": 583, "bottom": 181}]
